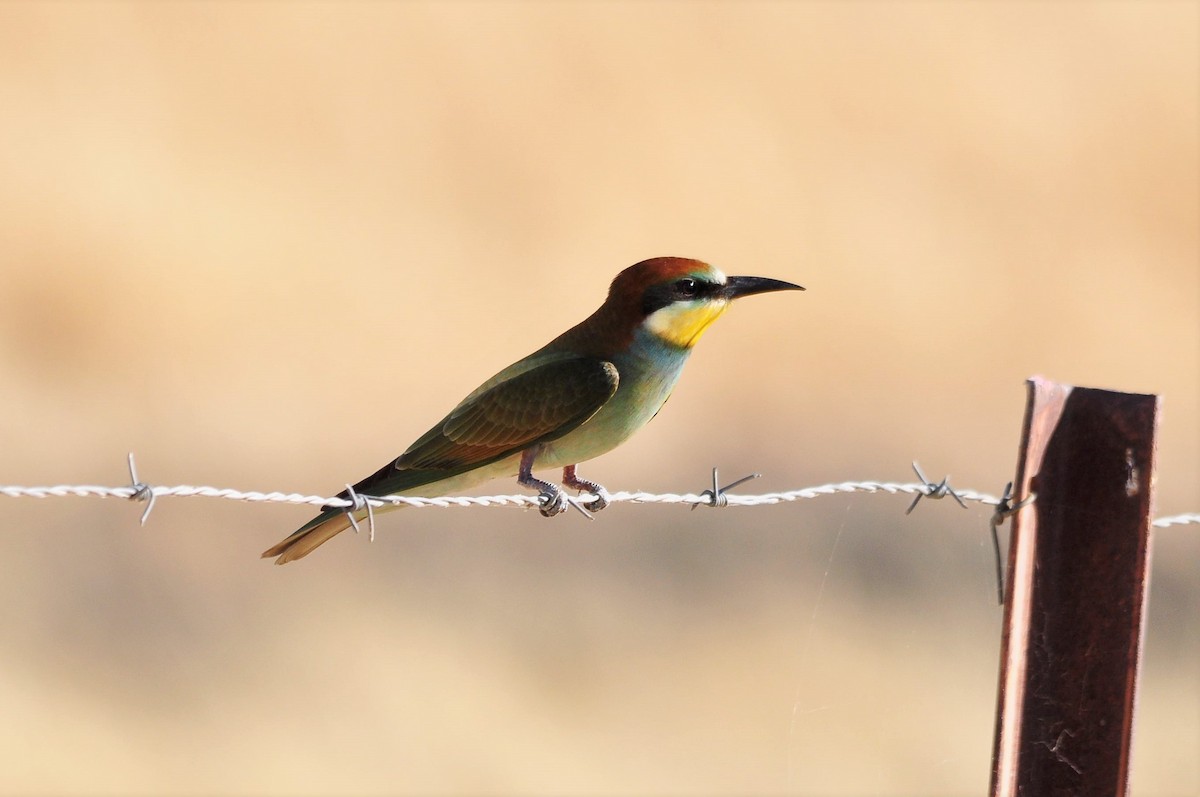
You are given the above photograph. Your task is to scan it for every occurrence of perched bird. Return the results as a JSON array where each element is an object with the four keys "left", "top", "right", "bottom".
[{"left": 263, "top": 257, "right": 802, "bottom": 564}]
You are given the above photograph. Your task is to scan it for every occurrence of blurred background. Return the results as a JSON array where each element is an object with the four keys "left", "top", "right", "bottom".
[{"left": 0, "top": 2, "right": 1196, "bottom": 795}]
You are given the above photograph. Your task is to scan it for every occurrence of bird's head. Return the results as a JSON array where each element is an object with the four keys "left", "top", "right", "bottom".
[{"left": 604, "top": 257, "right": 804, "bottom": 350}]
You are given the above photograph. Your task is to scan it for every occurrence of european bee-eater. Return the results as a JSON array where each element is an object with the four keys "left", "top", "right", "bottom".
[{"left": 263, "top": 256, "right": 802, "bottom": 564}]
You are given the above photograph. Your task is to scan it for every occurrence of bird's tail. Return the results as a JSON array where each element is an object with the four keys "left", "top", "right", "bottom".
[{"left": 261, "top": 509, "right": 359, "bottom": 565}]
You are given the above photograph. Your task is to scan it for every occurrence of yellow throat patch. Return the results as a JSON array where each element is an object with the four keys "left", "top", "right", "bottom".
[{"left": 644, "top": 299, "right": 730, "bottom": 349}]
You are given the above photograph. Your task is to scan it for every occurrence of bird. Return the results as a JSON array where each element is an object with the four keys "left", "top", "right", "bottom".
[{"left": 262, "top": 256, "right": 803, "bottom": 564}]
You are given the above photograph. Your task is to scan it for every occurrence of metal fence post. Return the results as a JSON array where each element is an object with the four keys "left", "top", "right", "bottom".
[{"left": 990, "top": 377, "right": 1158, "bottom": 796}]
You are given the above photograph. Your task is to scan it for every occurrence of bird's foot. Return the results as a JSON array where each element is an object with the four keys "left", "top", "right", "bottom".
[
  {"left": 518, "top": 464, "right": 569, "bottom": 517},
  {"left": 518, "top": 448, "right": 573, "bottom": 517},
  {"left": 563, "top": 466, "right": 610, "bottom": 513}
]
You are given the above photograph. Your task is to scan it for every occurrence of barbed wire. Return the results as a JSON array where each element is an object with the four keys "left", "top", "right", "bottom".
[
  {"left": 0, "top": 454, "right": 1194, "bottom": 529},
  {"left": 0, "top": 479, "right": 1004, "bottom": 512},
  {"left": 5, "top": 455, "right": 1194, "bottom": 601}
]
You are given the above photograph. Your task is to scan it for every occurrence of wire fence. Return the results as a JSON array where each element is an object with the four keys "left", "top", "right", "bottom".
[{"left": 2, "top": 455, "right": 1196, "bottom": 529}]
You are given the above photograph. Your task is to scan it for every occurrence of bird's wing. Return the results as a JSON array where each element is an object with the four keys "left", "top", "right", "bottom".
[
  {"left": 398, "top": 355, "right": 619, "bottom": 470},
  {"left": 335, "top": 355, "right": 619, "bottom": 503}
]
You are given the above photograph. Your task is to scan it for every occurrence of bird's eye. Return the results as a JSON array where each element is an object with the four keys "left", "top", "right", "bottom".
[{"left": 674, "top": 278, "right": 698, "bottom": 297}]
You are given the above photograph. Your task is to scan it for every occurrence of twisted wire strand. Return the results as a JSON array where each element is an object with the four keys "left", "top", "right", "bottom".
[{"left": 1, "top": 480, "right": 1194, "bottom": 527}]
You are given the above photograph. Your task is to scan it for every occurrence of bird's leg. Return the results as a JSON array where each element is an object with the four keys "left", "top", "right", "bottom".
[
  {"left": 562, "top": 465, "right": 610, "bottom": 513},
  {"left": 518, "top": 448, "right": 568, "bottom": 517}
]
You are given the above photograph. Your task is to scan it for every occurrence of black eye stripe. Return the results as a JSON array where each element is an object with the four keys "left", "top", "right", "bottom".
[{"left": 641, "top": 278, "right": 720, "bottom": 315}]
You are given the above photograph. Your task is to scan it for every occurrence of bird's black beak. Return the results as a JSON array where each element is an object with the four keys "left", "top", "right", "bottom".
[{"left": 723, "top": 275, "right": 805, "bottom": 300}]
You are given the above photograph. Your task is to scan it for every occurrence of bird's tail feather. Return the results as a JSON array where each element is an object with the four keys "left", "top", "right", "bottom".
[{"left": 261, "top": 510, "right": 358, "bottom": 565}]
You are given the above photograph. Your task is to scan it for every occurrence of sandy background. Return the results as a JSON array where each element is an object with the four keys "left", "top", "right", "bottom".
[{"left": 0, "top": 2, "right": 1196, "bottom": 795}]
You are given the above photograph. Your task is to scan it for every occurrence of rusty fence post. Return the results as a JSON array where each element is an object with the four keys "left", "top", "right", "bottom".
[{"left": 990, "top": 377, "right": 1158, "bottom": 796}]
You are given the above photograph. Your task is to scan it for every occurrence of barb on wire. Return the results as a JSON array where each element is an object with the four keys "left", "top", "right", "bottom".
[
  {"left": 564, "top": 496, "right": 596, "bottom": 520},
  {"left": 692, "top": 467, "right": 761, "bottom": 510},
  {"left": 126, "top": 452, "right": 157, "bottom": 526},
  {"left": 342, "top": 483, "right": 377, "bottom": 542},
  {"left": 987, "top": 481, "right": 1038, "bottom": 604},
  {"left": 905, "top": 461, "right": 968, "bottom": 515}
]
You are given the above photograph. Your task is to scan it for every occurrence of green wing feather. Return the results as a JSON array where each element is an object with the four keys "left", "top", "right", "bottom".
[{"left": 395, "top": 356, "right": 619, "bottom": 471}]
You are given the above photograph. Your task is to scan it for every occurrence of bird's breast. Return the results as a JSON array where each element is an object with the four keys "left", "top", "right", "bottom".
[{"left": 536, "top": 334, "right": 691, "bottom": 467}]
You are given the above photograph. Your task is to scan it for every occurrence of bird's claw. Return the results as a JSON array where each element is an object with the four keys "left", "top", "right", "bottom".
[
  {"left": 579, "top": 486, "right": 610, "bottom": 513},
  {"left": 561, "top": 467, "right": 610, "bottom": 513},
  {"left": 537, "top": 487, "right": 569, "bottom": 517}
]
